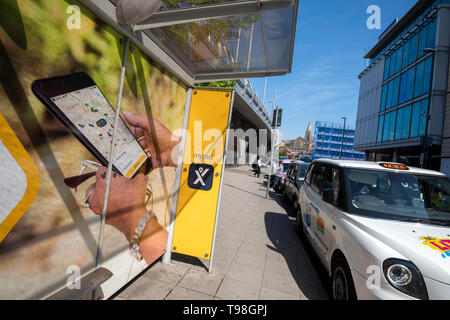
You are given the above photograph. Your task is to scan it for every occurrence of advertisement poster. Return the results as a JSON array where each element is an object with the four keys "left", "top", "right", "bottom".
[{"left": 0, "top": 0, "right": 186, "bottom": 299}]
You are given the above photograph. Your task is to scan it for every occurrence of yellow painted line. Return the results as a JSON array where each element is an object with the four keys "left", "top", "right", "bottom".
[
  {"left": 0, "top": 113, "right": 40, "bottom": 243},
  {"left": 172, "top": 89, "right": 232, "bottom": 260}
]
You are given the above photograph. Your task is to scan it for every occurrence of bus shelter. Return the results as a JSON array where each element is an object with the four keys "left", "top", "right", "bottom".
[{"left": 0, "top": 0, "right": 298, "bottom": 299}]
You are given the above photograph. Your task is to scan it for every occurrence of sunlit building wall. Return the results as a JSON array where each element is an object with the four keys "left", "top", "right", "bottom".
[{"left": 355, "top": 0, "right": 450, "bottom": 173}]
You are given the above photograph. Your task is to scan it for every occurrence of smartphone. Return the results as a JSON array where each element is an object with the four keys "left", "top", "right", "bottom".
[{"left": 32, "top": 72, "right": 150, "bottom": 178}]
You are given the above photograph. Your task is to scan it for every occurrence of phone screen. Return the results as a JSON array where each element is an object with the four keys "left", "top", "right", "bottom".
[{"left": 50, "top": 85, "right": 147, "bottom": 178}]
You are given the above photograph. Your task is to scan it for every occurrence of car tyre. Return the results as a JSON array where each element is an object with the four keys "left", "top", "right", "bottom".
[{"left": 331, "top": 256, "right": 357, "bottom": 301}]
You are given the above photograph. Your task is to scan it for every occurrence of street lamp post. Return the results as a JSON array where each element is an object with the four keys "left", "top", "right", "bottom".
[{"left": 340, "top": 117, "right": 346, "bottom": 160}]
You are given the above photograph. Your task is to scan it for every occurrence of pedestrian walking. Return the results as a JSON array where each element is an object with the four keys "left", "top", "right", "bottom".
[{"left": 255, "top": 156, "right": 262, "bottom": 178}]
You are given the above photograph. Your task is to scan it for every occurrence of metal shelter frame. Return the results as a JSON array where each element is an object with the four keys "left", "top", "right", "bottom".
[{"left": 78, "top": 0, "right": 299, "bottom": 85}]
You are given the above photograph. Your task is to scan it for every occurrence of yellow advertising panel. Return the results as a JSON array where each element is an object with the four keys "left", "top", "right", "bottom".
[{"left": 172, "top": 89, "right": 233, "bottom": 260}]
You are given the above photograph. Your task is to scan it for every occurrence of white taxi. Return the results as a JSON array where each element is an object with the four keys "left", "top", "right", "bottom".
[{"left": 297, "top": 159, "right": 450, "bottom": 300}]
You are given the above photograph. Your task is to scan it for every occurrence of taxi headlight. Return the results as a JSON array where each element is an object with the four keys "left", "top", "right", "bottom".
[
  {"left": 387, "top": 264, "right": 412, "bottom": 286},
  {"left": 383, "top": 258, "right": 428, "bottom": 300}
]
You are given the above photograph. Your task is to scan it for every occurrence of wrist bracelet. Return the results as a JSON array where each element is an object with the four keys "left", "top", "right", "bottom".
[{"left": 129, "top": 210, "right": 155, "bottom": 261}]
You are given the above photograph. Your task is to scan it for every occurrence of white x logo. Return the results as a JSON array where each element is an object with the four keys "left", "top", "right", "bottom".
[{"left": 193, "top": 167, "right": 209, "bottom": 186}]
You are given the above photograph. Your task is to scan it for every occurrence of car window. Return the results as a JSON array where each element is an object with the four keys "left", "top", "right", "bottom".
[
  {"left": 297, "top": 165, "right": 309, "bottom": 179},
  {"left": 305, "top": 163, "right": 315, "bottom": 185},
  {"left": 323, "top": 166, "right": 341, "bottom": 206},
  {"left": 287, "top": 165, "right": 294, "bottom": 177},
  {"left": 311, "top": 164, "right": 327, "bottom": 194},
  {"left": 292, "top": 165, "right": 299, "bottom": 178}
]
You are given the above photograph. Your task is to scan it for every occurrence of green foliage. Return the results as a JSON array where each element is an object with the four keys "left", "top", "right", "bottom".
[
  {"left": 196, "top": 80, "right": 236, "bottom": 88},
  {"left": 163, "top": 0, "right": 237, "bottom": 8}
]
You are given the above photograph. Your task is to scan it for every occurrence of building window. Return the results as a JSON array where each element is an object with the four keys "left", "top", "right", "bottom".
[
  {"left": 382, "top": 110, "right": 397, "bottom": 142},
  {"left": 382, "top": 18, "right": 435, "bottom": 83},
  {"left": 395, "top": 104, "right": 412, "bottom": 140},
  {"left": 384, "top": 56, "right": 390, "bottom": 81},
  {"left": 418, "top": 18, "right": 436, "bottom": 58},
  {"left": 381, "top": 84, "right": 387, "bottom": 111},
  {"left": 386, "top": 76, "right": 400, "bottom": 109},
  {"left": 401, "top": 33, "right": 418, "bottom": 69},
  {"left": 426, "top": 19, "right": 437, "bottom": 49},
  {"left": 398, "top": 67, "right": 415, "bottom": 104},
  {"left": 414, "top": 56, "right": 433, "bottom": 98},
  {"left": 389, "top": 47, "right": 403, "bottom": 78},
  {"left": 388, "top": 110, "right": 396, "bottom": 141},
  {"left": 410, "top": 98, "right": 429, "bottom": 137},
  {"left": 377, "top": 114, "right": 384, "bottom": 142},
  {"left": 401, "top": 104, "right": 412, "bottom": 139}
]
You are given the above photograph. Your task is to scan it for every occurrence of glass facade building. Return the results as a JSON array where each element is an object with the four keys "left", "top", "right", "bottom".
[
  {"left": 355, "top": 0, "right": 450, "bottom": 173},
  {"left": 312, "top": 121, "right": 365, "bottom": 161},
  {"left": 377, "top": 17, "right": 435, "bottom": 144}
]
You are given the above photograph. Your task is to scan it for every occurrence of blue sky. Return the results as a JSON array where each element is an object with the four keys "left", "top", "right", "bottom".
[{"left": 250, "top": 0, "right": 417, "bottom": 140}]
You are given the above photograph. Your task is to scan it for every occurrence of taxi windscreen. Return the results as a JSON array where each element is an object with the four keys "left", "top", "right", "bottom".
[{"left": 344, "top": 169, "right": 450, "bottom": 226}]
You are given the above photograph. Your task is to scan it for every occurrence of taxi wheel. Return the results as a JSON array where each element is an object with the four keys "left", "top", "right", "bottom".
[{"left": 332, "top": 257, "right": 356, "bottom": 301}]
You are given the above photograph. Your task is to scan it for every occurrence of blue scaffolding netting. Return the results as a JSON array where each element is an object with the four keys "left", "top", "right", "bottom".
[{"left": 312, "top": 121, "right": 365, "bottom": 161}]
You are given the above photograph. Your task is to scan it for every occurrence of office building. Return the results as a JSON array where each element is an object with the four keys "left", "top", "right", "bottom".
[{"left": 355, "top": 0, "right": 450, "bottom": 173}]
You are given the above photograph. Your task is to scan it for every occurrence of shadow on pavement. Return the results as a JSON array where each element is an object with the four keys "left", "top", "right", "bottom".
[
  {"left": 264, "top": 193, "right": 332, "bottom": 299},
  {"left": 171, "top": 252, "right": 209, "bottom": 272}
]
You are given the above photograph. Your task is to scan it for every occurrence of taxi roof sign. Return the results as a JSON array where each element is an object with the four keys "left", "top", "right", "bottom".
[
  {"left": 379, "top": 163, "right": 409, "bottom": 170},
  {"left": 81, "top": 0, "right": 299, "bottom": 85}
]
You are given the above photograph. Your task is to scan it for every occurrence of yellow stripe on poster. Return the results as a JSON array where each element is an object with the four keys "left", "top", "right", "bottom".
[
  {"left": 0, "top": 112, "right": 40, "bottom": 243},
  {"left": 125, "top": 152, "right": 147, "bottom": 178},
  {"left": 172, "top": 89, "right": 232, "bottom": 260}
]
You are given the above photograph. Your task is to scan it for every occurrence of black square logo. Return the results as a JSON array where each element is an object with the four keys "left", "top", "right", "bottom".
[{"left": 187, "top": 163, "right": 214, "bottom": 191}]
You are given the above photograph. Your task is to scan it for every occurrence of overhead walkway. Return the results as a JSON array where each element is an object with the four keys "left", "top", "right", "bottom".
[{"left": 226, "top": 79, "right": 273, "bottom": 166}]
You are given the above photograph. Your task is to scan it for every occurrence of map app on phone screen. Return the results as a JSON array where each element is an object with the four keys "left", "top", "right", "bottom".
[{"left": 51, "top": 85, "right": 147, "bottom": 178}]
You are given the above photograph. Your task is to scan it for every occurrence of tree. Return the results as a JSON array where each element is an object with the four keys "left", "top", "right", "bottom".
[{"left": 196, "top": 80, "right": 236, "bottom": 88}]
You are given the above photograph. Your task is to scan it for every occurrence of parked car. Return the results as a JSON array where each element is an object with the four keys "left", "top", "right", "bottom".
[
  {"left": 297, "top": 159, "right": 450, "bottom": 300},
  {"left": 282, "top": 162, "right": 310, "bottom": 207}
]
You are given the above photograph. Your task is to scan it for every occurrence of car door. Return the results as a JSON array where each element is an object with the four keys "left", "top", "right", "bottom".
[
  {"left": 288, "top": 164, "right": 299, "bottom": 201},
  {"left": 284, "top": 165, "right": 294, "bottom": 199},
  {"left": 301, "top": 163, "right": 329, "bottom": 262},
  {"left": 299, "top": 163, "right": 314, "bottom": 236},
  {"left": 320, "top": 166, "right": 344, "bottom": 265}
]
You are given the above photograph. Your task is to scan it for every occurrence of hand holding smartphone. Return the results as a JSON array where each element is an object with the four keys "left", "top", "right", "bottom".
[{"left": 32, "top": 72, "right": 151, "bottom": 179}]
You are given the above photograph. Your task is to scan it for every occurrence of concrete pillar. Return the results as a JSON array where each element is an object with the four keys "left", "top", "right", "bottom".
[{"left": 392, "top": 149, "right": 399, "bottom": 162}]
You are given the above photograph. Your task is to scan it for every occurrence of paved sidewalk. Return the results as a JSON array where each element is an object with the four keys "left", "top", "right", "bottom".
[{"left": 113, "top": 166, "right": 328, "bottom": 300}]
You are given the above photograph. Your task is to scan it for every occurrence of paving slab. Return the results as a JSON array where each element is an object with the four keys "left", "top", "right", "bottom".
[
  {"left": 259, "top": 287, "right": 299, "bottom": 300},
  {"left": 261, "top": 271, "right": 300, "bottom": 296},
  {"left": 216, "top": 278, "right": 260, "bottom": 300},
  {"left": 178, "top": 269, "right": 223, "bottom": 296},
  {"left": 113, "top": 166, "right": 328, "bottom": 300},
  {"left": 165, "top": 286, "right": 214, "bottom": 300},
  {"left": 225, "top": 263, "right": 264, "bottom": 285}
]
